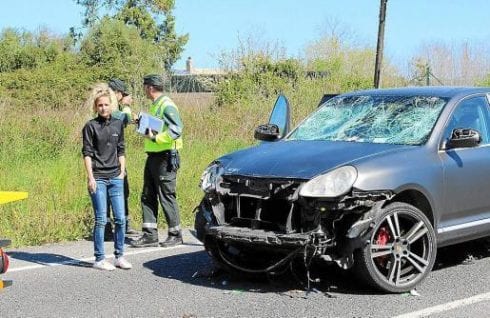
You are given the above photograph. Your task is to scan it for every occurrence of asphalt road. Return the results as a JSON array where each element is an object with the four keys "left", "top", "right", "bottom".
[{"left": 1, "top": 230, "right": 490, "bottom": 317}]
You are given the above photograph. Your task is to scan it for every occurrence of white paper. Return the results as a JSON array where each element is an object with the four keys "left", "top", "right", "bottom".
[{"left": 136, "top": 112, "right": 164, "bottom": 135}]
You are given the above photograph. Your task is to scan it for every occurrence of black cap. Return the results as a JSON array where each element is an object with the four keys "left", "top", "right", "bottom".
[
  {"left": 108, "top": 78, "right": 129, "bottom": 96},
  {"left": 143, "top": 74, "right": 164, "bottom": 87}
]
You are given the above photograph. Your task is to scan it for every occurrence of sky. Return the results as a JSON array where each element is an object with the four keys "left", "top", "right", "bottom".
[{"left": 1, "top": 0, "right": 490, "bottom": 72}]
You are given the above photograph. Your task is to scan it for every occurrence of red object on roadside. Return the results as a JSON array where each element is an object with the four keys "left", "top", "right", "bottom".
[{"left": 0, "top": 248, "right": 9, "bottom": 274}]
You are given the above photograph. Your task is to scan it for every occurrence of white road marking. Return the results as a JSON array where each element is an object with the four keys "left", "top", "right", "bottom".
[
  {"left": 8, "top": 243, "right": 202, "bottom": 273},
  {"left": 393, "top": 291, "right": 490, "bottom": 318}
]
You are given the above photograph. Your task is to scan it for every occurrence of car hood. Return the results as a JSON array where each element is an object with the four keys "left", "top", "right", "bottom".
[{"left": 219, "top": 140, "right": 413, "bottom": 179}]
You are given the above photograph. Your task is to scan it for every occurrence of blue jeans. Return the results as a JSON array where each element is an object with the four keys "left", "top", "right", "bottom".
[{"left": 90, "top": 177, "right": 126, "bottom": 262}]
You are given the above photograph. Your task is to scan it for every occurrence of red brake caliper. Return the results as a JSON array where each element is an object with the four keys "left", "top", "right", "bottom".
[{"left": 375, "top": 226, "right": 391, "bottom": 267}]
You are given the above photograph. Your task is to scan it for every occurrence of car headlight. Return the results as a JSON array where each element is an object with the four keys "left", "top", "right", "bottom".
[
  {"left": 200, "top": 162, "right": 223, "bottom": 193},
  {"left": 299, "top": 166, "right": 357, "bottom": 198}
]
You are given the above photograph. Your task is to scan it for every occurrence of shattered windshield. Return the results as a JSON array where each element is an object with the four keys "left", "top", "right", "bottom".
[{"left": 288, "top": 95, "right": 448, "bottom": 145}]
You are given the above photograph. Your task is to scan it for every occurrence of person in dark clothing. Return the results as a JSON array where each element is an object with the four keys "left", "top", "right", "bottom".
[
  {"left": 106, "top": 78, "right": 139, "bottom": 236},
  {"left": 82, "top": 88, "right": 132, "bottom": 270},
  {"left": 130, "top": 74, "right": 183, "bottom": 248}
]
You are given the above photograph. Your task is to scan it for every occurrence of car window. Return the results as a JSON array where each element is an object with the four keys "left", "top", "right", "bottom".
[
  {"left": 288, "top": 95, "right": 447, "bottom": 145},
  {"left": 443, "top": 96, "right": 490, "bottom": 145}
]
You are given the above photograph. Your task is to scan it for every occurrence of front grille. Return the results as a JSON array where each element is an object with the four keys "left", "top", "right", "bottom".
[{"left": 220, "top": 176, "right": 302, "bottom": 233}]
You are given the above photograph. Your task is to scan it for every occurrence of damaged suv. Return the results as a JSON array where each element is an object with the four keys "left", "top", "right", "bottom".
[{"left": 195, "top": 87, "right": 490, "bottom": 293}]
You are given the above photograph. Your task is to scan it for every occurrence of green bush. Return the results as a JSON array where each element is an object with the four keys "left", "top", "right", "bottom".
[
  {"left": 0, "top": 19, "right": 182, "bottom": 110},
  {"left": 0, "top": 57, "right": 106, "bottom": 109},
  {"left": 215, "top": 55, "right": 303, "bottom": 106},
  {"left": 0, "top": 28, "right": 71, "bottom": 73}
]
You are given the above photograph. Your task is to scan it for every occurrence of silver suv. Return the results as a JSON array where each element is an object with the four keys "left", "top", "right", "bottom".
[{"left": 195, "top": 87, "right": 490, "bottom": 293}]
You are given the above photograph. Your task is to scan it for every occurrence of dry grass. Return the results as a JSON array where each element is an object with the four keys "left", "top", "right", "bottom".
[{"left": 169, "top": 92, "right": 215, "bottom": 110}]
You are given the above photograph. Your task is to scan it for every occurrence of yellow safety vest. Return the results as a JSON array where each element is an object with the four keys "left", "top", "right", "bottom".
[{"left": 144, "top": 96, "right": 183, "bottom": 153}]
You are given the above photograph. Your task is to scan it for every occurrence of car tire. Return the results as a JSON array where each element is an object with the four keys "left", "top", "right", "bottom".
[{"left": 354, "top": 202, "right": 437, "bottom": 293}]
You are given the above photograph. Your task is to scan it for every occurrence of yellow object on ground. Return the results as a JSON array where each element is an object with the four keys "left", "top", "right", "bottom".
[
  {"left": 0, "top": 192, "right": 28, "bottom": 204},
  {"left": 0, "top": 280, "right": 12, "bottom": 289}
]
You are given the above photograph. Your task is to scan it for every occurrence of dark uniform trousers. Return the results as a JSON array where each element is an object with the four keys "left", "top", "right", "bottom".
[{"left": 141, "top": 151, "right": 180, "bottom": 238}]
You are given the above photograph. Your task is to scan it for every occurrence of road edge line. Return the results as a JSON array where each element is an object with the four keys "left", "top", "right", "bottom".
[
  {"left": 8, "top": 243, "right": 201, "bottom": 273},
  {"left": 392, "top": 291, "right": 490, "bottom": 318}
]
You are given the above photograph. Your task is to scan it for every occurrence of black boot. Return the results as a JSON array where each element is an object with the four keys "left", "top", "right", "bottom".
[
  {"left": 160, "top": 232, "right": 183, "bottom": 248},
  {"left": 130, "top": 234, "right": 158, "bottom": 248},
  {"left": 125, "top": 222, "right": 139, "bottom": 236}
]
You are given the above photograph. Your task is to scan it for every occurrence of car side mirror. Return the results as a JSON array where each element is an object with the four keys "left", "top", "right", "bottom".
[
  {"left": 446, "top": 128, "right": 481, "bottom": 149},
  {"left": 254, "top": 123, "right": 280, "bottom": 141}
]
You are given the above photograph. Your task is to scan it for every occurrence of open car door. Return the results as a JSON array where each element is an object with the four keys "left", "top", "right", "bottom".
[{"left": 254, "top": 94, "right": 291, "bottom": 141}]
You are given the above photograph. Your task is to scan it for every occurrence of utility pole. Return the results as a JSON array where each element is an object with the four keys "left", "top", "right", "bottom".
[{"left": 374, "top": 0, "right": 388, "bottom": 88}]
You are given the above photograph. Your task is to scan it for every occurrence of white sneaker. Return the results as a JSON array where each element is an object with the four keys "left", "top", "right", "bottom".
[
  {"left": 93, "top": 259, "right": 116, "bottom": 271},
  {"left": 114, "top": 257, "right": 132, "bottom": 270}
]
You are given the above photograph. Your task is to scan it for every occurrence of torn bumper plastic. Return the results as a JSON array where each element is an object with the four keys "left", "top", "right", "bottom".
[{"left": 206, "top": 225, "right": 311, "bottom": 247}]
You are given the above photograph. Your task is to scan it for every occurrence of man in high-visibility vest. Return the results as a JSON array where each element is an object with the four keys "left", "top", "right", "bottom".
[{"left": 130, "top": 74, "right": 183, "bottom": 248}]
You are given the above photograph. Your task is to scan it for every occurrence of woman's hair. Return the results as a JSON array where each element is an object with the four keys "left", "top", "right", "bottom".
[{"left": 85, "top": 83, "right": 118, "bottom": 114}]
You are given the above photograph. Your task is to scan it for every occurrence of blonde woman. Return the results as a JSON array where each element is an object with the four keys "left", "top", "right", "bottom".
[
  {"left": 87, "top": 82, "right": 136, "bottom": 238},
  {"left": 82, "top": 88, "right": 132, "bottom": 270}
]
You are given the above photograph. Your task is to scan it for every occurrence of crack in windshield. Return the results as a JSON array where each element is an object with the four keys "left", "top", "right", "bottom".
[{"left": 288, "top": 95, "right": 447, "bottom": 145}]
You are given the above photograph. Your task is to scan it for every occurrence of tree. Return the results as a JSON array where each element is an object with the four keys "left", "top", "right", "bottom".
[
  {"left": 79, "top": 18, "right": 161, "bottom": 85},
  {"left": 75, "top": 0, "right": 188, "bottom": 71}
]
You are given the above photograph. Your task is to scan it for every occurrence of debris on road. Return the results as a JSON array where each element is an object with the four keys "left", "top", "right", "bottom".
[
  {"left": 401, "top": 289, "right": 421, "bottom": 297},
  {"left": 462, "top": 254, "right": 475, "bottom": 265},
  {"left": 191, "top": 267, "right": 225, "bottom": 279},
  {"left": 280, "top": 289, "right": 309, "bottom": 299},
  {"left": 223, "top": 289, "right": 245, "bottom": 295}
]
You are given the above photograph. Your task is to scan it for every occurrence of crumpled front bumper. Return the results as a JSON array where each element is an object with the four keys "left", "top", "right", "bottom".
[{"left": 206, "top": 226, "right": 311, "bottom": 247}]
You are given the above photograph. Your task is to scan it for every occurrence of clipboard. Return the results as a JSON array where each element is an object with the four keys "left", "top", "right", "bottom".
[{"left": 136, "top": 112, "right": 164, "bottom": 135}]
